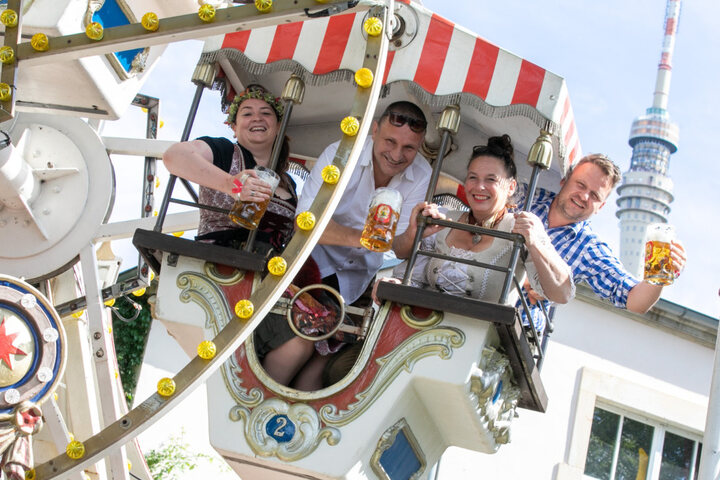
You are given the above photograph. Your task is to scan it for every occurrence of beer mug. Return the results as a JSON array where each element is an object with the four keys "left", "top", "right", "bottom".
[
  {"left": 228, "top": 166, "right": 280, "bottom": 230},
  {"left": 360, "top": 187, "right": 402, "bottom": 252},
  {"left": 644, "top": 223, "right": 676, "bottom": 286}
]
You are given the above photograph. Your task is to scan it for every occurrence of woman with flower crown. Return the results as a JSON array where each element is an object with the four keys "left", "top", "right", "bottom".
[
  {"left": 163, "top": 84, "right": 319, "bottom": 366},
  {"left": 163, "top": 84, "right": 296, "bottom": 252}
]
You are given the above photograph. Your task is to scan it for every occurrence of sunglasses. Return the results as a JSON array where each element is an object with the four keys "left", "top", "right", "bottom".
[{"left": 386, "top": 112, "right": 427, "bottom": 133}]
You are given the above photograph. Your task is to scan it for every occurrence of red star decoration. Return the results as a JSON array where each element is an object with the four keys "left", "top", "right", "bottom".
[{"left": 0, "top": 317, "right": 26, "bottom": 369}]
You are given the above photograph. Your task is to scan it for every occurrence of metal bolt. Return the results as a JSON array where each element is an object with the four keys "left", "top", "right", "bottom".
[
  {"left": 93, "top": 332, "right": 101, "bottom": 340},
  {"left": 47, "top": 161, "right": 54, "bottom": 168},
  {"left": 96, "top": 348, "right": 104, "bottom": 358}
]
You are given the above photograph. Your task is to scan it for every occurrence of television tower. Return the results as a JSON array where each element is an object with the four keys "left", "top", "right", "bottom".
[{"left": 616, "top": 0, "right": 681, "bottom": 277}]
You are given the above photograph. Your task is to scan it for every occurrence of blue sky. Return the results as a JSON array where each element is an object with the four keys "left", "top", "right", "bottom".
[
  {"left": 421, "top": 0, "right": 720, "bottom": 317},
  {"left": 106, "top": 0, "right": 720, "bottom": 318}
]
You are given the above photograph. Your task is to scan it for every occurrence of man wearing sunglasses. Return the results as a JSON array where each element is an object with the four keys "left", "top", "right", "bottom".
[{"left": 297, "top": 101, "right": 433, "bottom": 307}]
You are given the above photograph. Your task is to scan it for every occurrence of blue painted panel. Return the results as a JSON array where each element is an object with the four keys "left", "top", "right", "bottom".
[
  {"left": 379, "top": 430, "right": 422, "bottom": 480},
  {"left": 266, "top": 414, "right": 295, "bottom": 443},
  {"left": 92, "top": 0, "right": 143, "bottom": 73}
]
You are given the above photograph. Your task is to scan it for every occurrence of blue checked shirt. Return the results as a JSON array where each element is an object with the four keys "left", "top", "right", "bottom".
[{"left": 514, "top": 184, "right": 640, "bottom": 331}]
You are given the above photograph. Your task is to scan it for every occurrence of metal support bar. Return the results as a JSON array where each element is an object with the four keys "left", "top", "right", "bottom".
[
  {"left": 513, "top": 277, "right": 543, "bottom": 361},
  {"left": 523, "top": 163, "right": 543, "bottom": 212},
  {"left": 154, "top": 83, "right": 204, "bottom": 231},
  {"left": 416, "top": 249, "right": 516, "bottom": 275},
  {"left": 244, "top": 98, "right": 296, "bottom": 253},
  {"left": 132, "top": 94, "right": 160, "bottom": 284},
  {"left": 498, "top": 245, "right": 522, "bottom": 304},
  {"left": 15, "top": 1, "right": 367, "bottom": 67},
  {"left": 169, "top": 198, "right": 229, "bottom": 215},
  {"left": 538, "top": 302, "right": 554, "bottom": 370},
  {"left": 403, "top": 128, "right": 453, "bottom": 284}
]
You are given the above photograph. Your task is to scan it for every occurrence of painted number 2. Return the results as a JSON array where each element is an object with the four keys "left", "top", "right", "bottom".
[{"left": 266, "top": 414, "right": 295, "bottom": 443}]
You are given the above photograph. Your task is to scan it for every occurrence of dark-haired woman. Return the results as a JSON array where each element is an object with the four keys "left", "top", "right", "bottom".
[
  {"left": 382, "top": 135, "right": 574, "bottom": 323},
  {"left": 163, "top": 85, "right": 296, "bottom": 253}
]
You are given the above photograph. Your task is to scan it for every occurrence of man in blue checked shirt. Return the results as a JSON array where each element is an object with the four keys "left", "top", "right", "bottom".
[{"left": 513, "top": 153, "right": 687, "bottom": 331}]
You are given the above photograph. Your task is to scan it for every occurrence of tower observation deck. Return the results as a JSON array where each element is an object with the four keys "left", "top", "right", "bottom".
[{"left": 616, "top": 0, "right": 681, "bottom": 277}]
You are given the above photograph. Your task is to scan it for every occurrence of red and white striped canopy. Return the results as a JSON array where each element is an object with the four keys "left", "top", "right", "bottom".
[{"left": 200, "top": 0, "right": 581, "bottom": 171}]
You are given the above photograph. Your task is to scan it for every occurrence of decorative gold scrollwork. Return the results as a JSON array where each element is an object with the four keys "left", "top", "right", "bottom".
[{"left": 399, "top": 305, "right": 443, "bottom": 329}]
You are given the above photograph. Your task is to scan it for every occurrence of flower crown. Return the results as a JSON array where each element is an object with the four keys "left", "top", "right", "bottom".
[{"left": 225, "top": 87, "right": 284, "bottom": 125}]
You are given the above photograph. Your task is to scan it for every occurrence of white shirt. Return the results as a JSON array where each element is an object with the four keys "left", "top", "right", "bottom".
[{"left": 297, "top": 137, "right": 432, "bottom": 303}]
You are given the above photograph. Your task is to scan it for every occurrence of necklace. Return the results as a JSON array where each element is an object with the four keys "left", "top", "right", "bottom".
[{"left": 467, "top": 210, "right": 504, "bottom": 244}]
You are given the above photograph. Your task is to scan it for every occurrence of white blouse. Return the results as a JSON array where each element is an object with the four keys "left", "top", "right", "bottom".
[{"left": 393, "top": 211, "right": 545, "bottom": 306}]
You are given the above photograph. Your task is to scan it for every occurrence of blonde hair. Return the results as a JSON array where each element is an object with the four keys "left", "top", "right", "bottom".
[{"left": 566, "top": 153, "right": 622, "bottom": 187}]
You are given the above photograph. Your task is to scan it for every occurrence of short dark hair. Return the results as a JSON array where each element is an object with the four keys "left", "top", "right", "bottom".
[
  {"left": 378, "top": 101, "right": 427, "bottom": 132},
  {"left": 566, "top": 153, "right": 622, "bottom": 187},
  {"left": 469, "top": 134, "right": 517, "bottom": 179}
]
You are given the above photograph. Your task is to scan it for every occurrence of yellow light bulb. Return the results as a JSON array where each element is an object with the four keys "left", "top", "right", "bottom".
[
  {"left": 0, "top": 9, "right": 18, "bottom": 28},
  {"left": 0, "top": 83, "right": 10, "bottom": 102},
  {"left": 108, "top": 326, "right": 112, "bottom": 334},
  {"left": 354, "top": 68, "right": 374, "bottom": 88},
  {"left": 255, "top": 0, "right": 272, "bottom": 12},
  {"left": 66, "top": 440, "right": 85, "bottom": 459},
  {"left": 25, "top": 469, "right": 36, "bottom": 480},
  {"left": 364, "top": 17, "right": 383, "bottom": 37},
  {"left": 155, "top": 177, "right": 160, "bottom": 188},
  {"left": 141, "top": 107, "right": 148, "bottom": 113},
  {"left": 268, "top": 256, "right": 287, "bottom": 276},
  {"left": 141, "top": 12, "right": 159, "bottom": 32},
  {"left": 104, "top": 298, "right": 115, "bottom": 307},
  {"left": 128, "top": 461, "right": 132, "bottom": 471},
  {"left": 86, "top": 22, "right": 104, "bottom": 41},
  {"left": 157, "top": 377, "right": 176, "bottom": 397},
  {"left": 0, "top": 46, "right": 14, "bottom": 65},
  {"left": 150, "top": 271, "right": 155, "bottom": 281},
  {"left": 159, "top": 120, "right": 165, "bottom": 128},
  {"left": 321, "top": 165, "right": 340, "bottom": 185},
  {"left": 296, "top": 211, "right": 316, "bottom": 231},
  {"left": 132, "top": 288, "right": 146, "bottom": 297},
  {"left": 197, "top": 340, "right": 216, "bottom": 360},
  {"left": 234, "top": 299, "right": 254, "bottom": 319},
  {"left": 31, "top": 33, "right": 49, "bottom": 52},
  {"left": 198, "top": 4, "right": 216, "bottom": 22},
  {"left": 172, "top": 231, "right": 184, "bottom": 237},
  {"left": 340, "top": 116, "right": 360, "bottom": 136}
]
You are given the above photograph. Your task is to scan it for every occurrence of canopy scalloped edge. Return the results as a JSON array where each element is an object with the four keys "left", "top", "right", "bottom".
[{"left": 199, "top": 48, "right": 571, "bottom": 165}]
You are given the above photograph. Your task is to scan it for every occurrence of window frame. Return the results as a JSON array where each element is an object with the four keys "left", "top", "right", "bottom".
[
  {"left": 555, "top": 367, "right": 706, "bottom": 480},
  {"left": 583, "top": 403, "right": 702, "bottom": 480}
]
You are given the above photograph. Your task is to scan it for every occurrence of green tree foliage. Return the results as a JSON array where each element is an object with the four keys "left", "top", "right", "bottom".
[
  {"left": 145, "top": 431, "right": 228, "bottom": 480},
  {"left": 111, "top": 286, "right": 154, "bottom": 404}
]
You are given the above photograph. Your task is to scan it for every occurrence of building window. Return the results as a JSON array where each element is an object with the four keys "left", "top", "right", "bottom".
[{"left": 584, "top": 407, "right": 702, "bottom": 480}]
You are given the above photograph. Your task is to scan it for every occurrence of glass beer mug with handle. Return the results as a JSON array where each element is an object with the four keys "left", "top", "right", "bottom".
[
  {"left": 228, "top": 166, "right": 280, "bottom": 230},
  {"left": 360, "top": 187, "right": 403, "bottom": 252},
  {"left": 644, "top": 223, "right": 676, "bottom": 286}
]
